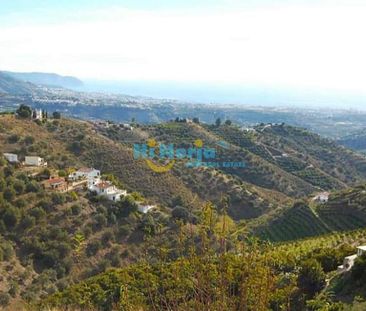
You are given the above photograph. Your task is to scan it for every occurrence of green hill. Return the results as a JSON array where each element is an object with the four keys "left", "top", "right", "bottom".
[
  {"left": 256, "top": 184, "right": 366, "bottom": 242},
  {"left": 2, "top": 112, "right": 366, "bottom": 309}
]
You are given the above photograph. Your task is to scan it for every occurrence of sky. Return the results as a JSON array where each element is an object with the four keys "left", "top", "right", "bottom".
[{"left": 1, "top": 0, "right": 366, "bottom": 95}]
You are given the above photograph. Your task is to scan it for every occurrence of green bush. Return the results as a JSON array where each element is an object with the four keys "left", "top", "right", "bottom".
[
  {"left": 0, "top": 292, "right": 10, "bottom": 307},
  {"left": 7, "top": 134, "right": 20, "bottom": 143},
  {"left": 2, "top": 207, "right": 20, "bottom": 228},
  {"left": 3, "top": 187, "right": 16, "bottom": 201},
  {"left": 86, "top": 240, "right": 101, "bottom": 256},
  {"left": 297, "top": 259, "right": 326, "bottom": 297},
  {"left": 351, "top": 254, "right": 366, "bottom": 282},
  {"left": 16, "top": 104, "right": 32, "bottom": 118}
]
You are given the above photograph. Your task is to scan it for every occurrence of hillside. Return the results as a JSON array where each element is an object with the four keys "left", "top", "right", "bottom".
[
  {"left": 0, "top": 72, "right": 37, "bottom": 96},
  {"left": 1, "top": 111, "right": 366, "bottom": 309},
  {"left": 2, "top": 71, "right": 84, "bottom": 89},
  {"left": 256, "top": 184, "right": 366, "bottom": 242}
]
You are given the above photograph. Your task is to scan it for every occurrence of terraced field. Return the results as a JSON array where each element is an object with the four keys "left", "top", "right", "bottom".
[{"left": 256, "top": 185, "right": 366, "bottom": 242}]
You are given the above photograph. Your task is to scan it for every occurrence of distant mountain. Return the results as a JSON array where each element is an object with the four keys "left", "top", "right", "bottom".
[
  {"left": 0, "top": 71, "right": 36, "bottom": 95},
  {"left": 2, "top": 71, "right": 83, "bottom": 88}
]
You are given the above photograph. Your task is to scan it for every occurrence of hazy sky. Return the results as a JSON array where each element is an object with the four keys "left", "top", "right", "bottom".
[{"left": 1, "top": 0, "right": 366, "bottom": 93}]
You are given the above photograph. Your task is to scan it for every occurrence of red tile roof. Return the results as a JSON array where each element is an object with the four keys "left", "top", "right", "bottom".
[
  {"left": 78, "top": 167, "right": 94, "bottom": 173},
  {"left": 46, "top": 178, "right": 66, "bottom": 185},
  {"left": 95, "top": 181, "right": 112, "bottom": 189}
]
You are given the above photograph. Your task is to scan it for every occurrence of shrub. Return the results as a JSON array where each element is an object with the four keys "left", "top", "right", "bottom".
[
  {"left": 101, "top": 230, "right": 115, "bottom": 246},
  {"left": 53, "top": 111, "right": 61, "bottom": 119},
  {"left": 0, "top": 292, "right": 10, "bottom": 307},
  {"left": 24, "top": 136, "right": 35, "bottom": 145},
  {"left": 172, "top": 206, "right": 190, "bottom": 223},
  {"left": 26, "top": 181, "right": 41, "bottom": 193},
  {"left": 297, "top": 259, "right": 326, "bottom": 297},
  {"left": 29, "top": 207, "right": 46, "bottom": 220},
  {"left": 1, "top": 243, "right": 14, "bottom": 260},
  {"left": 71, "top": 204, "right": 82, "bottom": 215},
  {"left": 118, "top": 224, "right": 131, "bottom": 238},
  {"left": 13, "top": 180, "right": 25, "bottom": 195},
  {"left": 3, "top": 187, "right": 16, "bottom": 201},
  {"left": 93, "top": 214, "right": 107, "bottom": 231},
  {"left": 7, "top": 134, "right": 20, "bottom": 144},
  {"left": 20, "top": 215, "right": 36, "bottom": 230},
  {"left": 16, "top": 104, "right": 32, "bottom": 118},
  {"left": 86, "top": 240, "right": 101, "bottom": 256},
  {"left": 51, "top": 193, "right": 66, "bottom": 205},
  {"left": 14, "top": 198, "right": 26, "bottom": 208},
  {"left": 2, "top": 207, "right": 20, "bottom": 228},
  {"left": 351, "top": 254, "right": 366, "bottom": 282}
]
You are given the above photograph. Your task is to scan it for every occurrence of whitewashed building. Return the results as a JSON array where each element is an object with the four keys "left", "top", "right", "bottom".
[
  {"left": 137, "top": 203, "right": 156, "bottom": 214},
  {"left": 68, "top": 168, "right": 100, "bottom": 185},
  {"left": 89, "top": 180, "right": 127, "bottom": 202},
  {"left": 25, "top": 156, "right": 47, "bottom": 167},
  {"left": 313, "top": 192, "right": 330, "bottom": 203},
  {"left": 32, "top": 109, "right": 43, "bottom": 121},
  {"left": 3, "top": 153, "right": 18, "bottom": 163},
  {"left": 338, "top": 245, "right": 366, "bottom": 272},
  {"left": 357, "top": 245, "right": 366, "bottom": 257}
]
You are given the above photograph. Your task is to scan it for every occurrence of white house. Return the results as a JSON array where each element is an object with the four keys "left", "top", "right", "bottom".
[
  {"left": 89, "top": 181, "right": 127, "bottom": 202},
  {"left": 357, "top": 245, "right": 366, "bottom": 257},
  {"left": 338, "top": 245, "right": 366, "bottom": 272},
  {"left": 313, "top": 192, "right": 330, "bottom": 203},
  {"left": 32, "top": 109, "right": 43, "bottom": 121},
  {"left": 25, "top": 156, "right": 47, "bottom": 167},
  {"left": 3, "top": 153, "right": 18, "bottom": 163},
  {"left": 121, "top": 123, "right": 133, "bottom": 131},
  {"left": 68, "top": 168, "right": 100, "bottom": 184},
  {"left": 137, "top": 203, "right": 156, "bottom": 214}
]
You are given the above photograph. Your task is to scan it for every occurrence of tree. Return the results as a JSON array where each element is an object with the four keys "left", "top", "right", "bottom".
[
  {"left": 41, "top": 168, "right": 51, "bottom": 179},
  {"left": 53, "top": 111, "right": 61, "bottom": 119},
  {"left": 215, "top": 118, "right": 221, "bottom": 127},
  {"left": 13, "top": 180, "right": 25, "bottom": 195},
  {"left": 3, "top": 187, "right": 16, "bottom": 202},
  {"left": 7, "top": 134, "right": 19, "bottom": 144},
  {"left": 172, "top": 206, "right": 190, "bottom": 223},
  {"left": 2, "top": 207, "right": 20, "bottom": 228},
  {"left": 86, "top": 240, "right": 101, "bottom": 256},
  {"left": 24, "top": 135, "right": 35, "bottom": 145},
  {"left": 224, "top": 119, "right": 232, "bottom": 126},
  {"left": 193, "top": 117, "right": 200, "bottom": 124},
  {"left": 171, "top": 195, "right": 184, "bottom": 207},
  {"left": 351, "top": 254, "right": 366, "bottom": 282},
  {"left": 16, "top": 104, "right": 32, "bottom": 118},
  {"left": 297, "top": 259, "right": 326, "bottom": 297}
]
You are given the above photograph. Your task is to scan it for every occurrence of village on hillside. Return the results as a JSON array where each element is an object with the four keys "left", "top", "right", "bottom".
[{"left": 2, "top": 152, "right": 156, "bottom": 214}]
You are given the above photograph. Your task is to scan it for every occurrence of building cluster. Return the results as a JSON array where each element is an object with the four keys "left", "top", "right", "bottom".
[
  {"left": 3, "top": 153, "right": 47, "bottom": 167},
  {"left": 93, "top": 121, "right": 133, "bottom": 131},
  {"left": 174, "top": 117, "right": 193, "bottom": 123},
  {"left": 2, "top": 154, "right": 157, "bottom": 214}
]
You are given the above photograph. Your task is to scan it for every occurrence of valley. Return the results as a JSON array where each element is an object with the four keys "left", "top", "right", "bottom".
[{"left": 0, "top": 105, "right": 366, "bottom": 309}]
